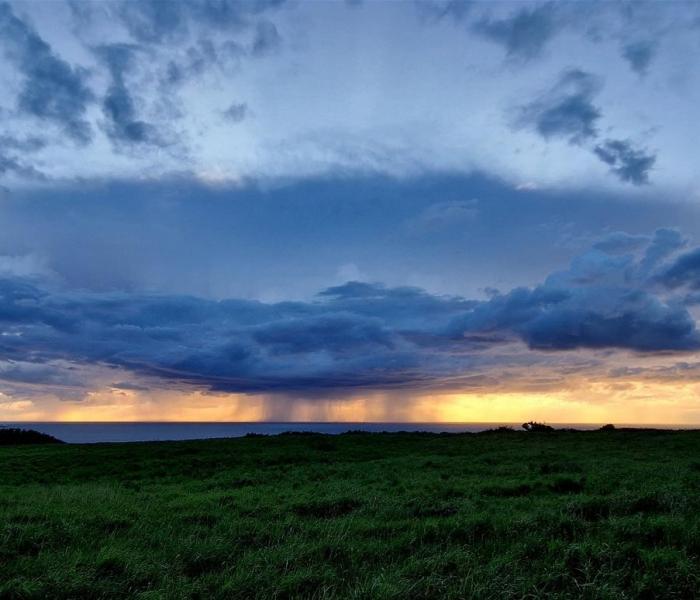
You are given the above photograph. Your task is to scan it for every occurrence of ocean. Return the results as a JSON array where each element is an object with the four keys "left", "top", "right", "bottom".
[{"left": 1, "top": 421, "right": 693, "bottom": 444}]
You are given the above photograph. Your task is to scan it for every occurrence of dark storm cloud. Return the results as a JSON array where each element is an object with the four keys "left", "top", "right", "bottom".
[
  {"left": 517, "top": 69, "right": 602, "bottom": 144},
  {"left": 639, "top": 228, "right": 685, "bottom": 274},
  {"left": 0, "top": 233, "right": 698, "bottom": 393},
  {"left": 0, "top": 2, "right": 94, "bottom": 144},
  {"left": 658, "top": 248, "right": 700, "bottom": 290},
  {"left": 622, "top": 40, "right": 656, "bottom": 76},
  {"left": 0, "top": 278, "right": 467, "bottom": 392},
  {"left": 593, "top": 139, "right": 656, "bottom": 185},
  {"left": 473, "top": 2, "right": 559, "bottom": 61},
  {"left": 452, "top": 283, "right": 698, "bottom": 352},
  {"left": 449, "top": 236, "right": 700, "bottom": 352},
  {"left": 96, "top": 44, "right": 164, "bottom": 147}
]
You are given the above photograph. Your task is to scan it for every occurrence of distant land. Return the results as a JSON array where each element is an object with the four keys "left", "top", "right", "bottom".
[{"left": 1, "top": 421, "right": 698, "bottom": 444}]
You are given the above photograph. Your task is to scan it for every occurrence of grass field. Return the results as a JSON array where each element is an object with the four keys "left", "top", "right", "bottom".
[{"left": 1, "top": 429, "right": 699, "bottom": 599}]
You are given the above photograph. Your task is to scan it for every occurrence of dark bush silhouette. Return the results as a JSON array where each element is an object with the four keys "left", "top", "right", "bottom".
[
  {"left": 479, "top": 426, "right": 516, "bottom": 434},
  {"left": 522, "top": 421, "right": 554, "bottom": 432},
  {"left": 0, "top": 428, "right": 63, "bottom": 445},
  {"left": 599, "top": 424, "right": 616, "bottom": 431}
]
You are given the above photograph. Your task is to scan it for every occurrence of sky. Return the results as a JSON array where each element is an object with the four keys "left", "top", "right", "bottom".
[{"left": 2, "top": 0, "right": 700, "bottom": 424}]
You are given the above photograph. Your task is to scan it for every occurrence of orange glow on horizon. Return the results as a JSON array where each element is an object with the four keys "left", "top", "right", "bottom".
[{"left": 2, "top": 378, "right": 700, "bottom": 425}]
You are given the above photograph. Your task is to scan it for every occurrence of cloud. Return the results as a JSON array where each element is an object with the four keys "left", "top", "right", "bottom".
[
  {"left": 0, "top": 278, "right": 469, "bottom": 392},
  {"left": 473, "top": 3, "right": 559, "bottom": 61},
  {"left": 0, "top": 2, "right": 94, "bottom": 144},
  {"left": 162, "top": 40, "right": 244, "bottom": 88},
  {"left": 0, "top": 135, "right": 47, "bottom": 180},
  {"left": 118, "top": 0, "right": 188, "bottom": 44},
  {"left": 418, "top": 0, "right": 472, "bottom": 22},
  {"left": 0, "top": 152, "right": 43, "bottom": 180},
  {"left": 72, "top": 1, "right": 286, "bottom": 153},
  {"left": 0, "top": 233, "right": 698, "bottom": 395},
  {"left": 517, "top": 69, "right": 602, "bottom": 144},
  {"left": 593, "top": 138, "right": 656, "bottom": 185},
  {"left": 450, "top": 241, "right": 700, "bottom": 352},
  {"left": 639, "top": 228, "right": 685, "bottom": 274},
  {"left": 96, "top": 44, "right": 165, "bottom": 147},
  {"left": 518, "top": 69, "right": 657, "bottom": 185},
  {"left": 659, "top": 247, "right": 700, "bottom": 290},
  {"left": 0, "top": 135, "right": 46, "bottom": 153},
  {"left": 107, "top": 0, "right": 285, "bottom": 90},
  {"left": 110, "top": 381, "right": 151, "bottom": 391},
  {"left": 454, "top": 283, "right": 698, "bottom": 352},
  {"left": 251, "top": 20, "right": 281, "bottom": 56},
  {"left": 117, "top": 0, "right": 286, "bottom": 44},
  {"left": 622, "top": 40, "right": 656, "bottom": 76},
  {"left": 222, "top": 102, "right": 248, "bottom": 122},
  {"left": 593, "top": 231, "right": 649, "bottom": 254}
]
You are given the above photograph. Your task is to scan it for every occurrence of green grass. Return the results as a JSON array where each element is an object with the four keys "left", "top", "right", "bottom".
[{"left": 1, "top": 429, "right": 700, "bottom": 599}]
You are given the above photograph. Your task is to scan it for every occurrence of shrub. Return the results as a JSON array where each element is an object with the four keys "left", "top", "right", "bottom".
[
  {"left": 0, "top": 428, "right": 63, "bottom": 445},
  {"left": 522, "top": 421, "right": 554, "bottom": 432},
  {"left": 479, "top": 426, "right": 516, "bottom": 434}
]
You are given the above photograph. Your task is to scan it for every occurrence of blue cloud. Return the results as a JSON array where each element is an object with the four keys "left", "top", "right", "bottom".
[
  {"left": 517, "top": 69, "right": 602, "bottom": 144},
  {"left": 622, "top": 40, "right": 656, "bottom": 76},
  {"left": 222, "top": 102, "right": 248, "bottom": 122},
  {"left": 474, "top": 3, "right": 558, "bottom": 61},
  {"left": 96, "top": 44, "right": 165, "bottom": 147},
  {"left": 639, "top": 228, "right": 685, "bottom": 275},
  {"left": 593, "top": 138, "right": 656, "bottom": 185},
  {"left": 659, "top": 248, "right": 700, "bottom": 290},
  {"left": 0, "top": 135, "right": 47, "bottom": 179},
  {"left": 450, "top": 241, "right": 699, "bottom": 352},
  {"left": 251, "top": 20, "right": 281, "bottom": 56},
  {"left": 593, "top": 231, "right": 649, "bottom": 254},
  {"left": 419, "top": 0, "right": 472, "bottom": 22},
  {"left": 118, "top": 0, "right": 187, "bottom": 44},
  {"left": 0, "top": 2, "right": 94, "bottom": 144},
  {"left": 518, "top": 69, "right": 657, "bottom": 185},
  {"left": 455, "top": 284, "right": 697, "bottom": 352},
  {"left": 117, "top": 0, "right": 286, "bottom": 44}
]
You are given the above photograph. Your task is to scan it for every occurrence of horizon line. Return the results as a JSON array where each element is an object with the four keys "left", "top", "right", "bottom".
[{"left": 3, "top": 420, "right": 700, "bottom": 427}]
